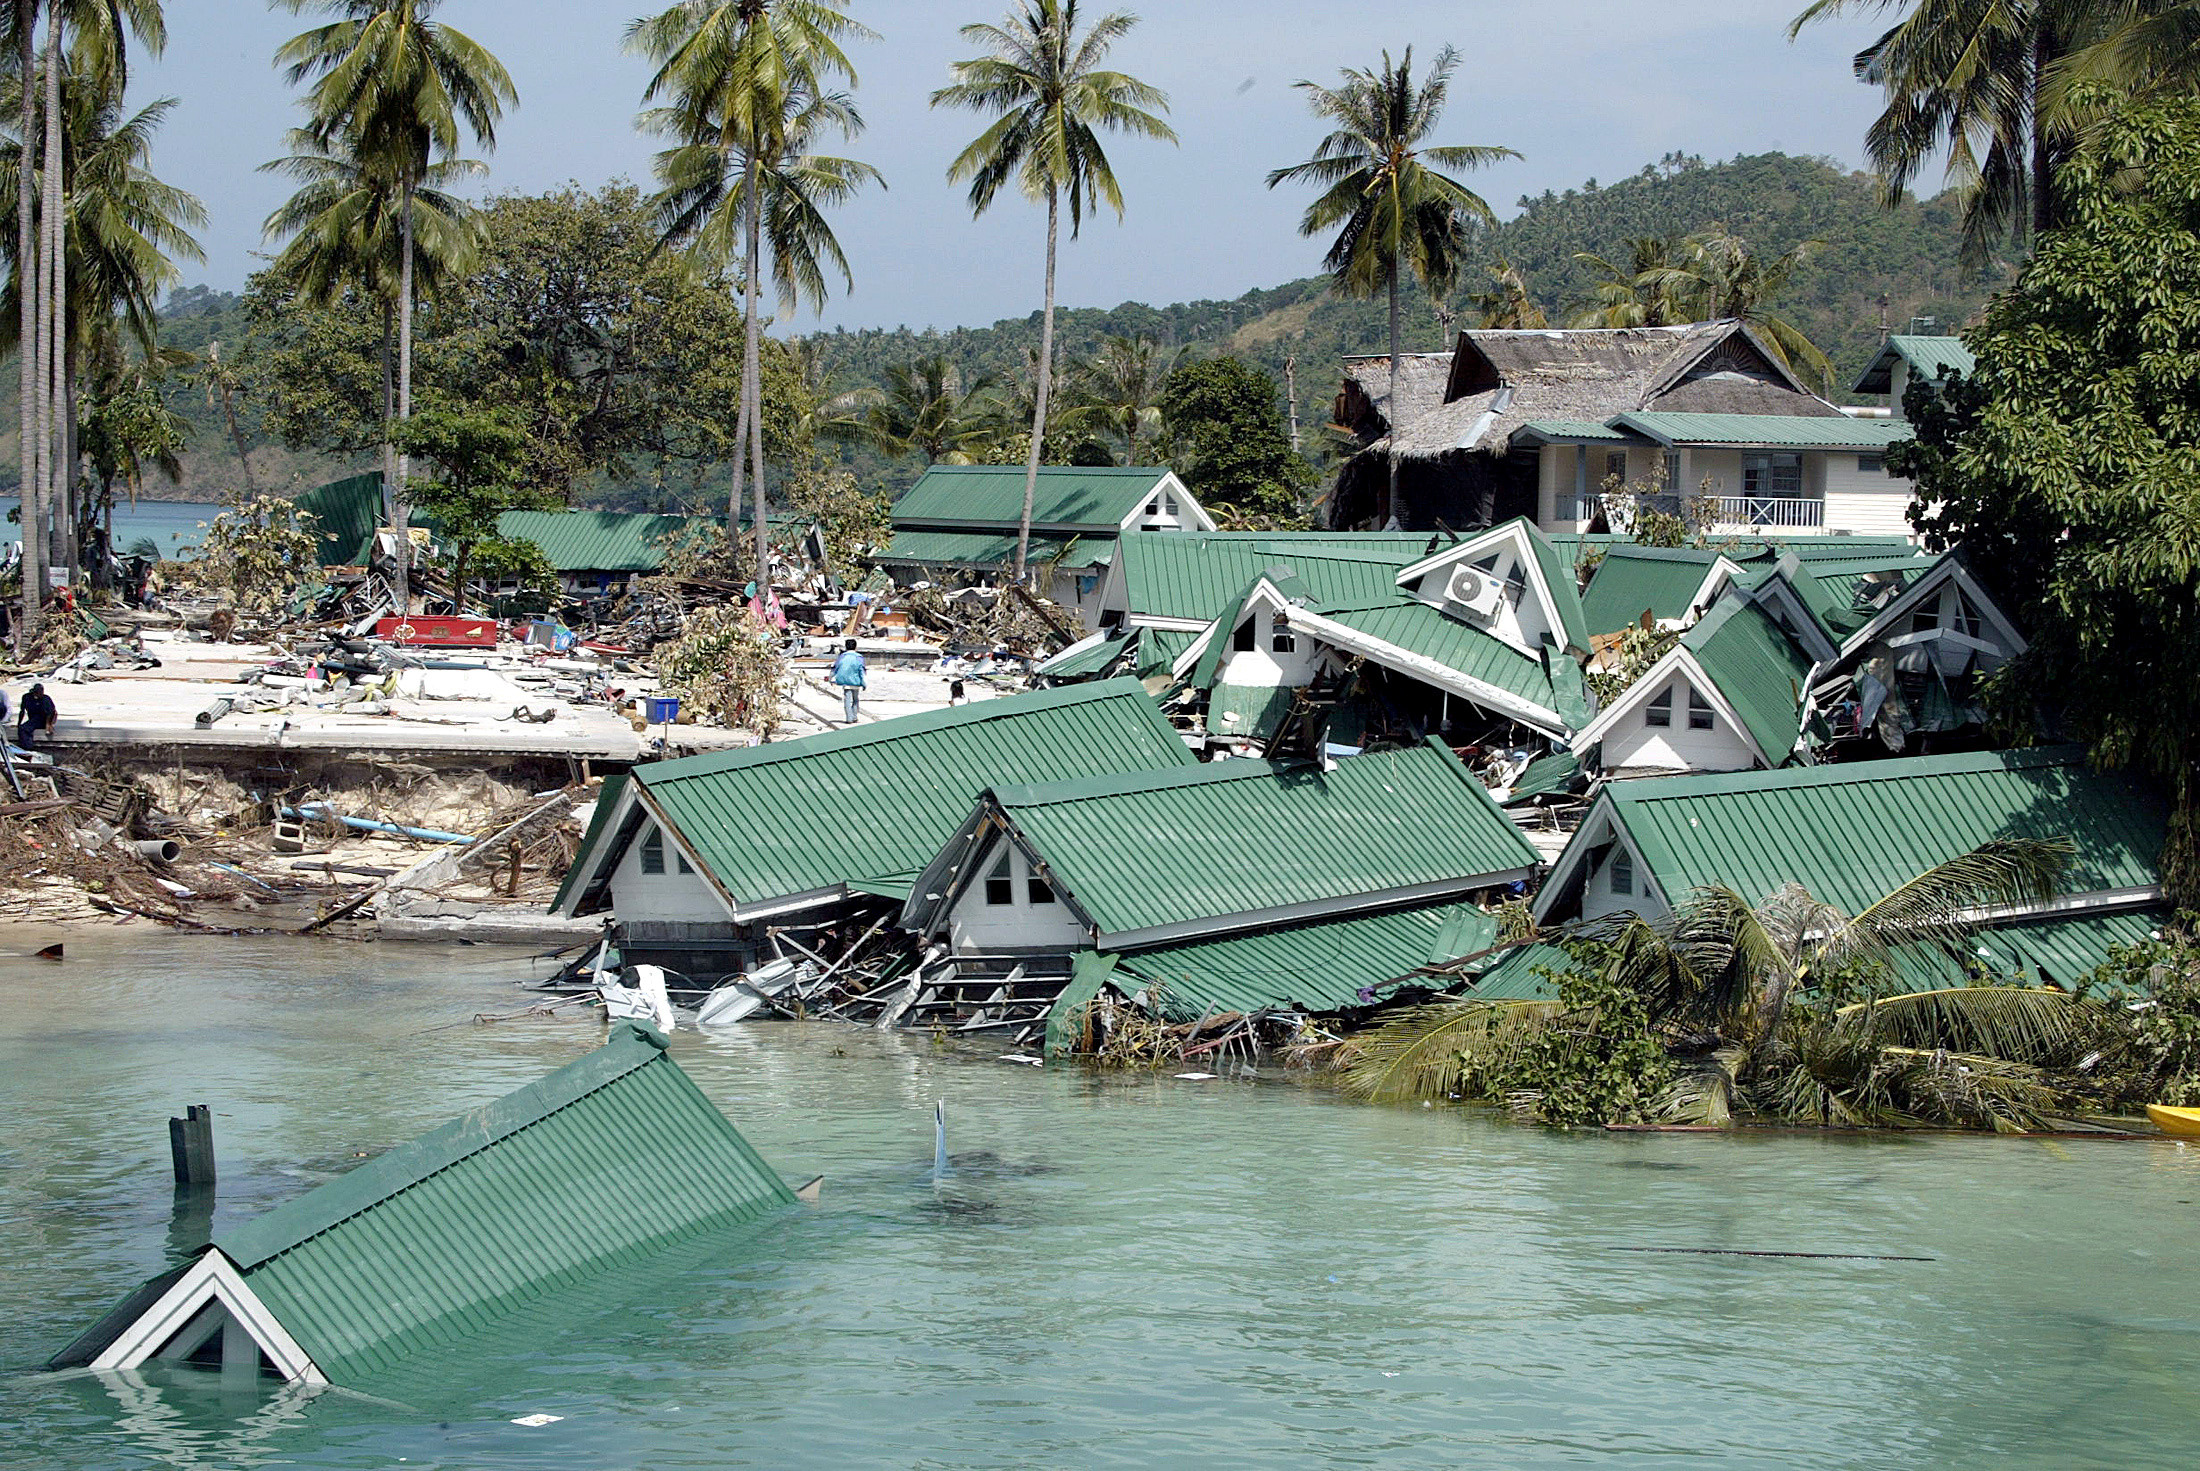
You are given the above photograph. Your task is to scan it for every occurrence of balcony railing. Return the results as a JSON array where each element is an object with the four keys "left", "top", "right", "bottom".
[{"left": 1713, "top": 495, "right": 1825, "bottom": 529}]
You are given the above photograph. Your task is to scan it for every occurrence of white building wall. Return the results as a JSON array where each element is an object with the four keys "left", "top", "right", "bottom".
[
  {"left": 608, "top": 819, "right": 728, "bottom": 921},
  {"left": 1598, "top": 673, "right": 1760, "bottom": 774},
  {"left": 1580, "top": 832, "right": 1658, "bottom": 922},
  {"left": 1821, "top": 452, "right": 1919, "bottom": 538},
  {"left": 945, "top": 839, "right": 1091, "bottom": 954},
  {"left": 1215, "top": 607, "right": 1321, "bottom": 689}
]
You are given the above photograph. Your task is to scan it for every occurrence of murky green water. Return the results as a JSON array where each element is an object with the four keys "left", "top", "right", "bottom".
[{"left": 3, "top": 931, "right": 2199, "bottom": 1468}]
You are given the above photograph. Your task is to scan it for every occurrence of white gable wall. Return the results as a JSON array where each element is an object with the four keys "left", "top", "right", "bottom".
[
  {"left": 1598, "top": 672, "right": 1760, "bottom": 774},
  {"left": 608, "top": 818, "right": 728, "bottom": 921},
  {"left": 1214, "top": 606, "right": 1322, "bottom": 689},
  {"left": 944, "top": 835, "right": 1090, "bottom": 954},
  {"left": 1580, "top": 828, "right": 1660, "bottom": 922}
]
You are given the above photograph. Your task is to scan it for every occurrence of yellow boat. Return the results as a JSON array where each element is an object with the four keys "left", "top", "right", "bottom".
[{"left": 2146, "top": 1104, "right": 2200, "bottom": 1136}]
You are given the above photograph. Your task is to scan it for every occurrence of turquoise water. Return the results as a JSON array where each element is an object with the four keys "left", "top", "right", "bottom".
[
  {"left": 4, "top": 931, "right": 2200, "bottom": 1468},
  {"left": 0, "top": 498, "right": 214, "bottom": 558}
]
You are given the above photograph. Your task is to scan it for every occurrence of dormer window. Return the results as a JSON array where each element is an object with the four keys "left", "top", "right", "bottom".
[
  {"left": 1687, "top": 688, "right": 1715, "bottom": 730},
  {"left": 641, "top": 827, "right": 665, "bottom": 875},
  {"left": 1610, "top": 849, "right": 1634, "bottom": 895},
  {"left": 1645, "top": 686, "right": 1674, "bottom": 728},
  {"left": 1232, "top": 619, "right": 1257, "bottom": 652},
  {"left": 984, "top": 852, "right": 1014, "bottom": 906},
  {"left": 1272, "top": 625, "right": 1296, "bottom": 653}
]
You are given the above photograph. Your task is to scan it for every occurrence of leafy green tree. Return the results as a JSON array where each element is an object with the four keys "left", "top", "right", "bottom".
[
  {"left": 1061, "top": 331, "right": 1177, "bottom": 463},
  {"left": 1570, "top": 235, "right": 1685, "bottom": 326},
  {"left": 1896, "top": 92, "right": 2200, "bottom": 908},
  {"left": 1267, "top": 45, "right": 1514, "bottom": 526},
  {"left": 864, "top": 353, "right": 1001, "bottom": 463},
  {"left": 1463, "top": 254, "right": 1546, "bottom": 329},
  {"left": 933, "top": 0, "right": 1175, "bottom": 582},
  {"left": 1157, "top": 357, "right": 1312, "bottom": 523},
  {"left": 392, "top": 404, "right": 551, "bottom": 613}
]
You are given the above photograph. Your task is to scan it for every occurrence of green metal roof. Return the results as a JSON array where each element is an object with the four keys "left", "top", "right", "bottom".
[
  {"left": 1114, "top": 530, "right": 1434, "bottom": 622},
  {"left": 1135, "top": 626, "right": 1198, "bottom": 677},
  {"left": 1879, "top": 907, "right": 2170, "bottom": 996},
  {"left": 1590, "top": 747, "right": 2166, "bottom": 916},
  {"left": 495, "top": 510, "right": 702, "bottom": 573},
  {"left": 1580, "top": 545, "right": 1719, "bottom": 633},
  {"left": 181, "top": 1025, "right": 787, "bottom": 1386},
  {"left": 1461, "top": 941, "right": 1571, "bottom": 1000},
  {"left": 1515, "top": 419, "right": 1632, "bottom": 443},
  {"left": 1853, "top": 334, "right": 1978, "bottom": 396},
  {"left": 878, "top": 528, "right": 1106, "bottom": 569},
  {"left": 572, "top": 679, "right": 1195, "bottom": 915},
  {"left": 294, "top": 471, "right": 385, "bottom": 568},
  {"left": 1207, "top": 680, "right": 1296, "bottom": 740},
  {"left": 1680, "top": 596, "right": 1815, "bottom": 764},
  {"left": 1503, "top": 749, "right": 1583, "bottom": 806},
  {"left": 1309, "top": 601, "right": 1570, "bottom": 714},
  {"left": 1111, "top": 899, "right": 1501, "bottom": 1018},
  {"left": 1519, "top": 519, "right": 1595, "bottom": 653},
  {"left": 1609, "top": 412, "right": 1917, "bottom": 450},
  {"left": 891, "top": 464, "right": 1174, "bottom": 532},
  {"left": 1034, "top": 631, "right": 1135, "bottom": 681},
  {"left": 986, "top": 740, "right": 1540, "bottom": 941}
]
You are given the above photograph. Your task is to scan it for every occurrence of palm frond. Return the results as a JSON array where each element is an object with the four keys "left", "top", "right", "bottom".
[{"left": 1336, "top": 998, "right": 1560, "bottom": 1104}]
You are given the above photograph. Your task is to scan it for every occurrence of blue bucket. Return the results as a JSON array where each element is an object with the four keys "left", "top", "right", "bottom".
[{"left": 646, "top": 695, "right": 681, "bottom": 724}]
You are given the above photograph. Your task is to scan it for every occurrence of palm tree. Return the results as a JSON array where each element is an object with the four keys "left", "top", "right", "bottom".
[
  {"left": 1789, "top": 0, "right": 2108, "bottom": 264},
  {"left": 1465, "top": 254, "right": 1547, "bottom": 329},
  {"left": 932, "top": 0, "right": 1174, "bottom": 582},
  {"left": 275, "top": 0, "right": 515, "bottom": 609},
  {"left": 1569, "top": 236, "right": 1685, "bottom": 327},
  {"left": 1268, "top": 46, "right": 1515, "bottom": 528},
  {"left": 641, "top": 79, "right": 879, "bottom": 584},
  {"left": 193, "top": 339, "right": 254, "bottom": 496},
  {"left": 1062, "top": 331, "right": 1177, "bottom": 463},
  {"left": 1343, "top": 839, "right": 2103, "bottom": 1131},
  {"left": 864, "top": 354, "right": 1002, "bottom": 464},
  {"left": 1663, "top": 227, "right": 1834, "bottom": 389}
]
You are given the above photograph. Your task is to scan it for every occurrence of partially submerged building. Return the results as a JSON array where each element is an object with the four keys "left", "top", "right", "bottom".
[
  {"left": 53, "top": 1023, "right": 798, "bottom": 1388},
  {"left": 1330, "top": 321, "right": 1917, "bottom": 536},
  {"left": 900, "top": 740, "right": 1542, "bottom": 1024},
  {"left": 872, "top": 465, "right": 1214, "bottom": 628},
  {"left": 552, "top": 679, "right": 1197, "bottom": 973},
  {"left": 1532, "top": 749, "right": 2168, "bottom": 986}
]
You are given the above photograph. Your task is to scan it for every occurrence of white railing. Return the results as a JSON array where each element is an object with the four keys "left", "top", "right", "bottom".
[{"left": 1713, "top": 495, "right": 1824, "bottom": 530}]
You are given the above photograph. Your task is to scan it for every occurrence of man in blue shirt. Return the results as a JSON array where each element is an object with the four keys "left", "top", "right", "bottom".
[{"left": 830, "top": 638, "right": 866, "bottom": 724}]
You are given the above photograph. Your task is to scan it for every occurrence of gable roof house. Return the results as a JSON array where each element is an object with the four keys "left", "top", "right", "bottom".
[
  {"left": 1853, "top": 332, "right": 1976, "bottom": 414},
  {"left": 872, "top": 465, "right": 1215, "bottom": 630},
  {"left": 54, "top": 1024, "right": 799, "bottom": 1390},
  {"left": 1532, "top": 748, "right": 2168, "bottom": 992},
  {"left": 1331, "top": 321, "right": 1919, "bottom": 540},
  {"left": 900, "top": 740, "right": 1543, "bottom": 1028},
  {"left": 551, "top": 679, "right": 1197, "bottom": 974}
]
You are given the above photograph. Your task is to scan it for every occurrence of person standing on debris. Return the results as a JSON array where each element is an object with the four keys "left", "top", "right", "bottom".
[
  {"left": 17, "top": 683, "right": 55, "bottom": 749},
  {"left": 831, "top": 638, "right": 867, "bottom": 724}
]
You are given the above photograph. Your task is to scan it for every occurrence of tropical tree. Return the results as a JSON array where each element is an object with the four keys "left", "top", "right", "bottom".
[
  {"left": 932, "top": 0, "right": 1175, "bottom": 581},
  {"left": 192, "top": 338, "right": 255, "bottom": 496},
  {"left": 1267, "top": 46, "right": 1515, "bottom": 528},
  {"left": 863, "top": 353, "right": 1001, "bottom": 463},
  {"left": 1788, "top": 0, "right": 2114, "bottom": 265},
  {"left": 1156, "top": 356, "right": 1312, "bottom": 523},
  {"left": 1061, "top": 331, "right": 1176, "bottom": 463},
  {"left": 275, "top": 0, "right": 516, "bottom": 609},
  {"left": 79, "top": 337, "right": 185, "bottom": 570},
  {"left": 1569, "top": 235, "right": 1685, "bottom": 327},
  {"left": 1464, "top": 253, "right": 1546, "bottom": 329},
  {"left": 1343, "top": 839, "right": 2100, "bottom": 1131},
  {"left": 392, "top": 404, "right": 551, "bottom": 613},
  {"left": 1664, "top": 228, "right": 1834, "bottom": 388},
  {"left": 638, "top": 60, "right": 879, "bottom": 582}
]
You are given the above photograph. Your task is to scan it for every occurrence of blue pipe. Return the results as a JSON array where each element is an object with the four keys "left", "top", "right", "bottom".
[{"left": 281, "top": 804, "right": 472, "bottom": 845}]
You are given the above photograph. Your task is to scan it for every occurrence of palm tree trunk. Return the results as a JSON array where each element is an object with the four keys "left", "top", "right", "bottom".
[
  {"left": 2030, "top": 24, "right": 2054, "bottom": 242},
  {"left": 726, "top": 156, "right": 752, "bottom": 576},
  {"left": 378, "top": 296, "right": 395, "bottom": 537},
  {"left": 393, "top": 184, "right": 416, "bottom": 614},
  {"left": 61, "top": 334, "right": 77, "bottom": 587},
  {"left": 1383, "top": 264, "right": 1401, "bottom": 527},
  {"left": 1016, "top": 185, "right": 1059, "bottom": 585},
  {"left": 743, "top": 166, "right": 768, "bottom": 597},
  {"left": 222, "top": 389, "right": 256, "bottom": 496},
  {"left": 452, "top": 539, "right": 470, "bottom": 616},
  {"left": 37, "top": 6, "right": 58, "bottom": 597},
  {"left": 15, "top": 0, "right": 38, "bottom": 639}
]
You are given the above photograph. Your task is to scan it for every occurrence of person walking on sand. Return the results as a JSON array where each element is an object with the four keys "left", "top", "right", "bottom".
[
  {"left": 17, "top": 683, "right": 55, "bottom": 749},
  {"left": 830, "top": 638, "right": 867, "bottom": 725}
]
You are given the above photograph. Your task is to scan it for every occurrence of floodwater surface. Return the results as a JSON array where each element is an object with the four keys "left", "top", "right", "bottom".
[{"left": 2, "top": 931, "right": 2198, "bottom": 1468}]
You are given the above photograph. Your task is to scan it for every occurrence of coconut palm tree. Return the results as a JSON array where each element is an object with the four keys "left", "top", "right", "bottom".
[
  {"left": 862, "top": 354, "right": 1002, "bottom": 464},
  {"left": 275, "top": 0, "right": 515, "bottom": 608},
  {"left": 1661, "top": 227, "right": 1834, "bottom": 389},
  {"left": 193, "top": 339, "right": 254, "bottom": 497},
  {"left": 1267, "top": 46, "right": 1515, "bottom": 528},
  {"left": 1343, "top": 838, "right": 2106, "bottom": 1131},
  {"left": 1465, "top": 254, "right": 1547, "bottom": 330},
  {"left": 1569, "top": 236, "right": 1685, "bottom": 327},
  {"left": 932, "top": 0, "right": 1174, "bottom": 582},
  {"left": 1789, "top": 0, "right": 2113, "bottom": 265},
  {"left": 1061, "top": 331, "right": 1177, "bottom": 463}
]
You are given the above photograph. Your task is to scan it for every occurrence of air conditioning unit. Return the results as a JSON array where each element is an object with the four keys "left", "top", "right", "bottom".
[{"left": 1446, "top": 565, "right": 1505, "bottom": 616}]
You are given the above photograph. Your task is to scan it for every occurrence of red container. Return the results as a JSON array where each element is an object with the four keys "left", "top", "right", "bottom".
[{"left": 376, "top": 616, "right": 499, "bottom": 648}]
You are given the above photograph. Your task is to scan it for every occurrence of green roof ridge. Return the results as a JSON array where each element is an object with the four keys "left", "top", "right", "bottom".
[{"left": 1607, "top": 744, "right": 2090, "bottom": 807}]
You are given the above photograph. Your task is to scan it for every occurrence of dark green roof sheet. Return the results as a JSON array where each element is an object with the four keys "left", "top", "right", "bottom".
[
  {"left": 1308, "top": 600, "right": 1569, "bottom": 714},
  {"left": 1114, "top": 530, "right": 1435, "bottom": 622},
  {"left": 1580, "top": 545, "right": 1718, "bottom": 633},
  {"left": 1597, "top": 747, "right": 2166, "bottom": 915},
  {"left": 1112, "top": 900, "right": 1501, "bottom": 1018},
  {"left": 1461, "top": 942, "right": 1571, "bottom": 1000},
  {"left": 215, "top": 1024, "right": 792, "bottom": 1386},
  {"left": 1515, "top": 419, "right": 1632, "bottom": 443},
  {"left": 892, "top": 464, "right": 1174, "bottom": 532},
  {"left": 1034, "top": 631, "right": 1135, "bottom": 681},
  {"left": 495, "top": 510, "right": 701, "bottom": 573},
  {"left": 1206, "top": 680, "right": 1296, "bottom": 740},
  {"left": 601, "top": 680, "right": 1195, "bottom": 913},
  {"left": 294, "top": 471, "right": 385, "bottom": 568},
  {"left": 1516, "top": 519, "right": 1595, "bottom": 652},
  {"left": 991, "top": 740, "right": 1540, "bottom": 940},
  {"left": 1878, "top": 907, "right": 2170, "bottom": 996},
  {"left": 1610, "top": 412, "right": 1918, "bottom": 449},
  {"left": 1502, "top": 749, "right": 1583, "bottom": 805},
  {"left": 878, "top": 529, "right": 1106, "bottom": 569},
  {"left": 1680, "top": 596, "right": 1815, "bottom": 764},
  {"left": 1134, "top": 626, "right": 1198, "bottom": 677},
  {"left": 1853, "top": 334, "right": 1978, "bottom": 395}
]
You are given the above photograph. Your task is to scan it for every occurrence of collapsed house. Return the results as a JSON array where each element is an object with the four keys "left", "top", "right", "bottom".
[
  {"left": 1575, "top": 537, "right": 1926, "bottom": 637},
  {"left": 53, "top": 1023, "right": 799, "bottom": 1388},
  {"left": 550, "top": 679, "right": 1198, "bottom": 974},
  {"left": 1525, "top": 747, "right": 2167, "bottom": 989},
  {"left": 872, "top": 464, "right": 1215, "bottom": 629},
  {"left": 1329, "top": 321, "right": 1916, "bottom": 535},
  {"left": 899, "top": 740, "right": 1541, "bottom": 1034}
]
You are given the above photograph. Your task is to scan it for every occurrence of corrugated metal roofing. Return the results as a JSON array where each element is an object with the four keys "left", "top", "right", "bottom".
[
  {"left": 1580, "top": 546, "right": 1716, "bottom": 632},
  {"left": 1114, "top": 530, "right": 1433, "bottom": 621},
  {"left": 1516, "top": 419, "right": 1631, "bottom": 442},
  {"left": 1852, "top": 334, "right": 1978, "bottom": 395},
  {"left": 1112, "top": 900, "right": 1500, "bottom": 1017},
  {"left": 1034, "top": 631, "right": 1134, "bottom": 680},
  {"left": 1503, "top": 749, "right": 1582, "bottom": 805},
  {"left": 1881, "top": 907, "right": 2170, "bottom": 996},
  {"left": 1611, "top": 412, "right": 1917, "bottom": 449},
  {"left": 294, "top": 471, "right": 385, "bottom": 567},
  {"left": 495, "top": 510, "right": 702, "bottom": 573},
  {"left": 878, "top": 529, "right": 1105, "bottom": 569},
  {"left": 1598, "top": 747, "right": 2166, "bottom": 915},
  {"left": 631, "top": 679, "right": 1194, "bottom": 911},
  {"left": 1680, "top": 597, "right": 1814, "bottom": 763},
  {"left": 991, "top": 740, "right": 1541, "bottom": 940},
  {"left": 891, "top": 464, "right": 1172, "bottom": 531},
  {"left": 213, "top": 1024, "right": 791, "bottom": 1386},
  {"left": 1310, "top": 601, "right": 1566, "bottom": 709}
]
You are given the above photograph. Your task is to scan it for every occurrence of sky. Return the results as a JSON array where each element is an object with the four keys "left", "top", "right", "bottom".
[{"left": 138, "top": 0, "right": 1900, "bottom": 334}]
